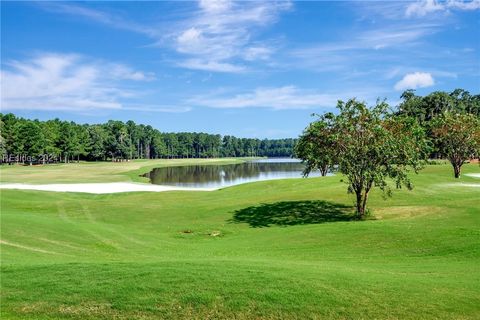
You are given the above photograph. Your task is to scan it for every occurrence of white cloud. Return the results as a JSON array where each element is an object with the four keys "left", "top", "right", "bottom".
[
  {"left": 406, "top": 0, "right": 445, "bottom": 17},
  {"left": 0, "top": 53, "right": 154, "bottom": 111},
  {"left": 189, "top": 86, "right": 338, "bottom": 110},
  {"left": 447, "top": 0, "right": 480, "bottom": 10},
  {"left": 406, "top": 0, "right": 480, "bottom": 17},
  {"left": 394, "top": 72, "right": 435, "bottom": 90},
  {"left": 109, "top": 64, "right": 156, "bottom": 81},
  {"left": 358, "top": 24, "right": 438, "bottom": 49},
  {"left": 198, "top": 0, "right": 232, "bottom": 13},
  {"left": 40, "top": 1, "right": 291, "bottom": 73},
  {"left": 178, "top": 59, "right": 246, "bottom": 73},
  {"left": 169, "top": 0, "right": 291, "bottom": 72},
  {"left": 37, "top": 2, "right": 158, "bottom": 37},
  {"left": 243, "top": 46, "right": 273, "bottom": 61},
  {"left": 289, "top": 22, "right": 439, "bottom": 73}
]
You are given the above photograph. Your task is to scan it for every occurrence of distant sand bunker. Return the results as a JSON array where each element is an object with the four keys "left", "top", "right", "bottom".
[
  {"left": 445, "top": 183, "right": 480, "bottom": 188},
  {"left": 443, "top": 173, "right": 480, "bottom": 188},
  {"left": 0, "top": 182, "right": 217, "bottom": 194}
]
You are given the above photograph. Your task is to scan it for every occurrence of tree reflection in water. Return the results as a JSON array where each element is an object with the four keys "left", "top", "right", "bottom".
[{"left": 144, "top": 159, "right": 326, "bottom": 188}]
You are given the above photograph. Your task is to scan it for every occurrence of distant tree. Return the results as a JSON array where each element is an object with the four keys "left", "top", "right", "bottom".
[
  {"left": 0, "top": 119, "right": 6, "bottom": 160},
  {"left": 1, "top": 114, "right": 22, "bottom": 160},
  {"left": 295, "top": 113, "right": 337, "bottom": 176},
  {"left": 43, "top": 119, "right": 62, "bottom": 160},
  {"left": 142, "top": 125, "right": 155, "bottom": 159},
  {"left": 58, "top": 122, "right": 79, "bottom": 163},
  {"left": 18, "top": 121, "right": 46, "bottom": 164},
  {"left": 151, "top": 131, "right": 167, "bottom": 158},
  {"left": 86, "top": 125, "right": 108, "bottom": 160},
  {"left": 333, "top": 99, "right": 428, "bottom": 218},
  {"left": 449, "top": 89, "right": 480, "bottom": 115},
  {"left": 105, "top": 121, "right": 131, "bottom": 161},
  {"left": 73, "top": 124, "right": 89, "bottom": 162},
  {"left": 431, "top": 112, "right": 480, "bottom": 178},
  {"left": 398, "top": 89, "right": 480, "bottom": 122},
  {"left": 1, "top": 113, "right": 301, "bottom": 164}
]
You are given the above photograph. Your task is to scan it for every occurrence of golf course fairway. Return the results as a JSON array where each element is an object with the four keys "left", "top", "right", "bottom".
[{"left": 1, "top": 160, "right": 479, "bottom": 319}]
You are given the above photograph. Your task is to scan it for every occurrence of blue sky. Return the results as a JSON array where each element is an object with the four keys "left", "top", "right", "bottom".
[{"left": 1, "top": 0, "right": 479, "bottom": 138}]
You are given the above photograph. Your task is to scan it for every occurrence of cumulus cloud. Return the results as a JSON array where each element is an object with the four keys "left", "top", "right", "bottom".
[
  {"left": 394, "top": 72, "right": 435, "bottom": 90},
  {"left": 0, "top": 53, "right": 154, "bottom": 111},
  {"left": 406, "top": 0, "right": 480, "bottom": 17},
  {"left": 189, "top": 86, "right": 338, "bottom": 110},
  {"left": 169, "top": 0, "right": 291, "bottom": 72}
]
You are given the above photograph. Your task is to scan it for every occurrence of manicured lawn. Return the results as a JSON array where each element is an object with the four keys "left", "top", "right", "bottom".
[{"left": 1, "top": 161, "right": 479, "bottom": 319}]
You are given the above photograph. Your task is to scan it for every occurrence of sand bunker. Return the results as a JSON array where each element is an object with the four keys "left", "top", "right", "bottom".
[
  {"left": 442, "top": 173, "right": 480, "bottom": 188},
  {"left": 0, "top": 182, "right": 217, "bottom": 194},
  {"left": 445, "top": 183, "right": 480, "bottom": 188},
  {"left": 465, "top": 173, "right": 480, "bottom": 178}
]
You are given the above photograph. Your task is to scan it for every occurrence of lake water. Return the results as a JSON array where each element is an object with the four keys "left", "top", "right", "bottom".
[{"left": 144, "top": 158, "right": 323, "bottom": 188}]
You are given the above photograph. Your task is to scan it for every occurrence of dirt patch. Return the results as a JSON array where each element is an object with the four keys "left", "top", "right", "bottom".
[{"left": 374, "top": 206, "right": 441, "bottom": 220}]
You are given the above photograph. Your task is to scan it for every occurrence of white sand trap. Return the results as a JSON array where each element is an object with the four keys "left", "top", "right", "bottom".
[
  {"left": 442, "top": 173, "right": 480, "bottom": 188},
  {"left": 0, "top": 182, "right": 217, "bottom": 194},
  {"left": 465, "top": 173, "right": 480, "bottom": 178},
  {"left": 444, "top": 183, "right": 480, "bottom": 188}
]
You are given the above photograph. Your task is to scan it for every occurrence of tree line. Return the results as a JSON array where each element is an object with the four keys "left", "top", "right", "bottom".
[
  {"left": 295, "top": 88, "right": 480, "bottom": 218},
  {"left": 0, "top": 114, "right": 296, "bottom": 164}
]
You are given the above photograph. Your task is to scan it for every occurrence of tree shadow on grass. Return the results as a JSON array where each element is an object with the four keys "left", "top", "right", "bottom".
[{"left": 230, "top": 200, "right": 355, "bottom": 228}]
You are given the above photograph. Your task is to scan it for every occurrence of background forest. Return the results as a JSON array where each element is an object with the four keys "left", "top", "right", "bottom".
[{"left": 1, "top": 89, "right": 478, "bottom": 164}]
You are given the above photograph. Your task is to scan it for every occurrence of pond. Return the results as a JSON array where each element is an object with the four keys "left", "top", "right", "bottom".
[{"left": 143, "top": 158, "right": 325, "bottom": 188}]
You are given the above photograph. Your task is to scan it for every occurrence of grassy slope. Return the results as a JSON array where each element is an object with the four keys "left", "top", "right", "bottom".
[{"left": 1, "top": 162, "right": 479, "bottom": 319}]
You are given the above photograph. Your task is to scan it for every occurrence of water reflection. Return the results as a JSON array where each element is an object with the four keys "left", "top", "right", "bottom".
[{"left": 144, "top": 158, "right": 324, "bottom": 188}]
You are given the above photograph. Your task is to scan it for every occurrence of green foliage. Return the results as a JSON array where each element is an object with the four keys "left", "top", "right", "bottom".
[
  {"left": 0, "top": 119, "right": 6, "bottom": 157},
  {"left": 17, "top": 121, "right": 47, "bottom": 163},
  {"left": 0, "top": 113, "right": 297, "bottom": 164},
  {"left": 295, "top": 113, "right": 337, "bottom": 176},
  {"left": 397, "top": 88, "right": 480, "bottom": 123},
  {"left": 299, "top": 99, "right": 429, "bottom": 218},
  {"left": 86, "top": 125, "right": 108, "bottom": 160},
  {"left": 335, "top": 99, "right": 429, "bottom": 217},
  {"left": 431, "top": 112, "right": 480, "bottom": 178}
]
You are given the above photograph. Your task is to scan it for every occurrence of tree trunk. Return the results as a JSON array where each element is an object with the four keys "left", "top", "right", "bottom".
[
  {"left": 355, "top": 187, "right": 371, "bottom": 219},
  {"left": 454, "top": 164, "right": 461, "bottom": 178},
  {"left": 450, "top": 158, "right": 463, "bottom": 178},
  {"left": 361, "top": 190, "right": 369, "bottom": 216},
  {"left": 355, "top": 190, "right": 363, "bottom": 219},
  {"left": 320, "top": 165, "right": 328, "bottom": 176}
]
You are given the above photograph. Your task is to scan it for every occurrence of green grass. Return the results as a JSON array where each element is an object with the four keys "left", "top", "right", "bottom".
[
  {"left": 1, "top": 161, "right": 480, "bottom": 319},
  {"left": 0, "top": 158, "right": 250, "bottom": 184}
]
